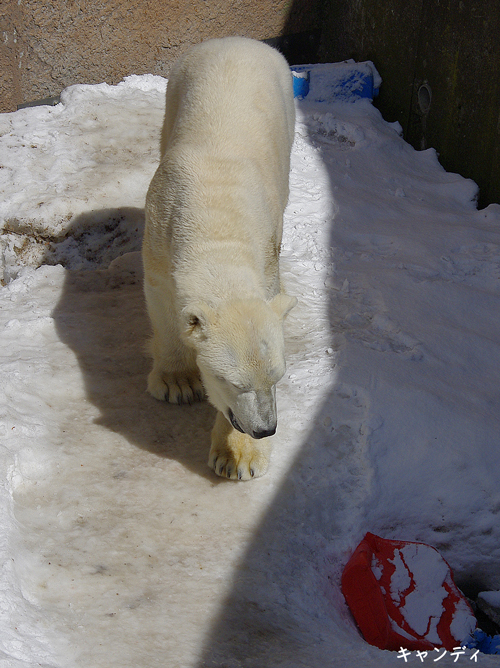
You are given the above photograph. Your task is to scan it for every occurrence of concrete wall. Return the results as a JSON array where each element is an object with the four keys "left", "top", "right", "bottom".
[
  {"left": 0, "top": 0, "right": 300, "bottom": 113},
  {"left": 407, "top": 0, "right": 500, "bottom": 208}
]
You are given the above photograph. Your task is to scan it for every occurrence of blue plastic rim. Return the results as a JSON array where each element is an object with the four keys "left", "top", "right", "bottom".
[{"left": 292, "top": 71, "right": 310, "bottom": 99}]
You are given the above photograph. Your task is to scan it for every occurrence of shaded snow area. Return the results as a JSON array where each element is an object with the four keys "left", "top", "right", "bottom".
[{"left": 1, "top": 73, "right": 500, "bottom": 667}]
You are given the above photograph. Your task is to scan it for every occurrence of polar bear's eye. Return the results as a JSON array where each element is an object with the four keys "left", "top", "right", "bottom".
[
  {"left": 231, "top": 382, "right": 249, "bottom": 391},
  {"left": 216, "top": 375, "right": 236, "bottom": 386},
  {"left": 216, "top": 375, "right": 248, "bottom": 392},
  {"left": 228, "top": 378, "right": 249, "bottom": 391},
  {"left": 229, "top": 380, "right": 244, "bottom": 390}
]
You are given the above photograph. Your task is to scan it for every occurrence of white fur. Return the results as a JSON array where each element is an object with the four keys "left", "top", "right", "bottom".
[{"left": 142, "top": 37, "right": 296, "bottom": 480}]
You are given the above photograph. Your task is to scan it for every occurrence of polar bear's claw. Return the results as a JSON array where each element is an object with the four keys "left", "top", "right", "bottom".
[
  {"left": 209, "top": 448, "right": 268, "bottom": 481},
  {"left": 209, "top": 412, "right": 272, "bottom": 481},
  {"left": 147, "top": 370, "right": 205, "bottom": 405}
]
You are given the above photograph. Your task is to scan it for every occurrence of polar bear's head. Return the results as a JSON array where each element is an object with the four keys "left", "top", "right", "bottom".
[{"left": 182, "top": 295, "right": 296, "bottom": 439}]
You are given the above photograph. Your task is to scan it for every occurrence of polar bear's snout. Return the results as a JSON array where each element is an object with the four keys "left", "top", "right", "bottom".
[
  {"left": 228, "top": 407, "right": 276, "bottom": 439},
  {"left": 229, "top": 388, "right": 278, "bottom": 439}
]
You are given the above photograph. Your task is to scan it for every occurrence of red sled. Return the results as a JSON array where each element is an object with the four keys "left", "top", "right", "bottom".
[{"left": 341, "top": 532, "right": 476, "bottom": 651}]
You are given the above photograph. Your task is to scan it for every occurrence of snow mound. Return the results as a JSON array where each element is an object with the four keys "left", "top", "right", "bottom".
[{"left": 1, "top": 71, "right": 500, "bottom": 667}]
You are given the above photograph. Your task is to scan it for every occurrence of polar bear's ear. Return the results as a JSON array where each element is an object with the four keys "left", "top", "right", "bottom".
[
  {"left": 268, "top": 293, "right": 297, "bottom": 320},
  {"left": 182, "top": 302, "right": 214, "bottom": 343}
]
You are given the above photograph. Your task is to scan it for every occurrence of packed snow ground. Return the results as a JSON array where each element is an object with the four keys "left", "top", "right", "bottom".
[{"left": 1, "top": 70, "right": 500, "bottom": 667}]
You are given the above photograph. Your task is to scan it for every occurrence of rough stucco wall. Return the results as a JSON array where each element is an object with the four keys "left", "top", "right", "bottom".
[
  {"left": 1, "top": 0, "right": 294, "bottom": 112},
  {"left": 0, "top": 0, "right": 22, "bottom": 112}
]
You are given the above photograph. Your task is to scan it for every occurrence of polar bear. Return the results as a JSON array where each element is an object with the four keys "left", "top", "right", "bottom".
[{"left": 142, "top": 36, "right": 296, "bottom": 480}]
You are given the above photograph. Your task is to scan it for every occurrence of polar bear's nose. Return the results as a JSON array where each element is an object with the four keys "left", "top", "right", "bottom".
[{"left": 252, "top": 426, "right": 276, "bottom": 439}]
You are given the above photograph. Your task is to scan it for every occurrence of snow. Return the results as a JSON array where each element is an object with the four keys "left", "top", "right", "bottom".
[
  {"left": 1, "top": 66, "right": 500, "bottom": 667},
  {"left": 386, "top": 543, "right": 476, "bottom": 646},
  {"left": 479, "top": 592, "right": 500, "bottom": 609}
]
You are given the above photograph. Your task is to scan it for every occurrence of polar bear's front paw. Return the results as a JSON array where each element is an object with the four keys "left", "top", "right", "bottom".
[
  {"left": 209, "top": 441, "right": 270, "bottom": 480},
  {"left": 209, "top": 412, "right": 272, "bottom": 481},
  {"left": 147, "top": 370, "right": 205, "bottom": 405}
]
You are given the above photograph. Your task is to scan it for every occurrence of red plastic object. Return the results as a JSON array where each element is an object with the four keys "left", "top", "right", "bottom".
[{"left": 341, "top": 533, "right": 476, "bottom": 651}]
